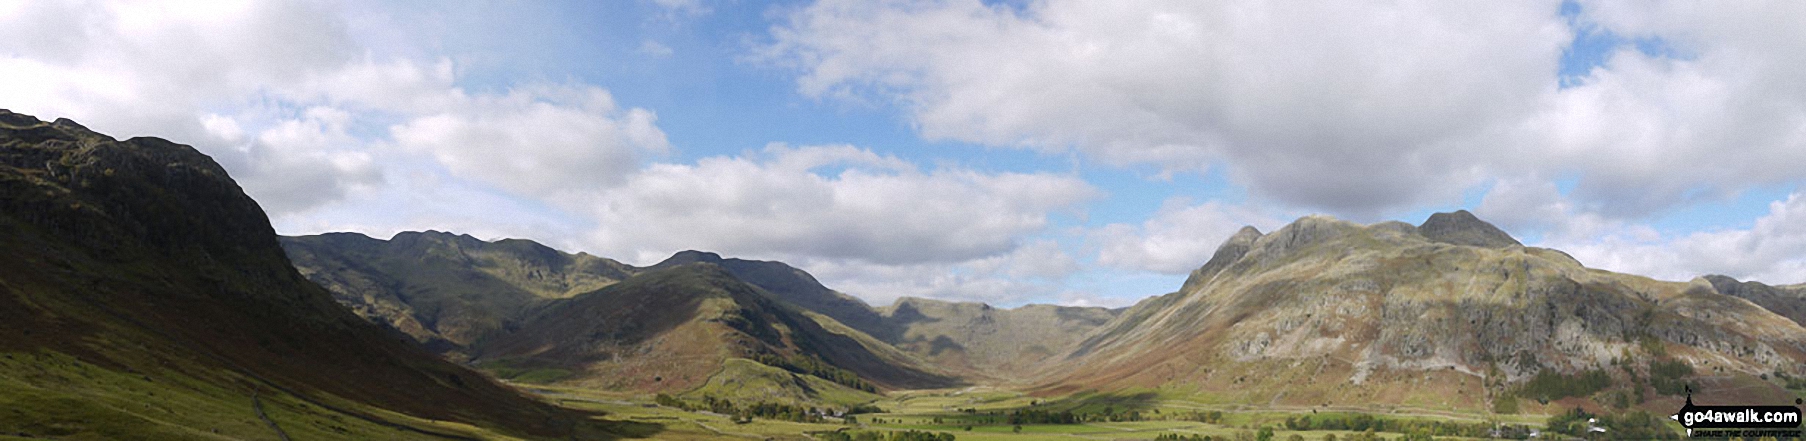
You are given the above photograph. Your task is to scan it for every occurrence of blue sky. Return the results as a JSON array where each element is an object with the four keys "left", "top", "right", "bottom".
[{"left": 6, "top": 1, "right": 1806, "bottom": 307}]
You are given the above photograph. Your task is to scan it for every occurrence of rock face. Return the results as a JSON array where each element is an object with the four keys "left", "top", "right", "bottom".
[
  {"left": 1705, "top": 275, "right": 1806, "bottom": 327},
  {"left": 1046, "top": 211, "right": 1806, "bottom": 411},
  {"left": 878, "top": 297, "right": 1118, "bottom": 382},
  {"left": 0, "top": 110, "right": 579, "bottom": 438},
  {"left": 1417, "top": 209, "right": 1521, "bottom": 248}
]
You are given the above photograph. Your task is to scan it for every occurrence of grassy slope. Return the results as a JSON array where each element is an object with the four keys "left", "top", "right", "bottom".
[
  {"left": 0, "top": 111, "right": 635, "bottom": 439},
  {"left": 684, "top": 358, "right": 883, "bottom": 408},
  {"left": 281, "top": 231, "right": 637, "bottom": 349},
  {"left": 478, "top": 263, "right": 959, "bottom": 404}
]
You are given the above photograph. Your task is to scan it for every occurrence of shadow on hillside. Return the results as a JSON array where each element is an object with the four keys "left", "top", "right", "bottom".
[
  {"left": 572, "top": 417, "right": 666, "bottom": 440},
  {"left": 1046, "top": 391, "right": 1162, "bottom": 415}
]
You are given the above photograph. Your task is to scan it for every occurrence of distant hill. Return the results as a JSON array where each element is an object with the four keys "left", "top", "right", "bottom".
[
  {"left": 287, "top": 235, "right": 1124, "bottom": 393},
  {"left": 281, "top": 231, "right": 635, "bottom": 354},
  {"left": 1046, "top": 212, "right": 1806, "bottom": 413},
  {"left": 476, "top": 262, "right": 958, "bottom": 406},
  {"left": 651, "top": 250, "right": 898, "bottom": 341},
  {"left": 878, "top": 297, "right": 1117, "bottom": 382},
  {"left": 0, "top": 110, "right": 600, "bottom": 439},
  {"left": 1705, "top": 275, "right": 1806, "bottom": 327}
]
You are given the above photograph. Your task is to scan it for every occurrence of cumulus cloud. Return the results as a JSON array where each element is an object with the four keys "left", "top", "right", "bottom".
[
  {"left": 1090, "top": 198, "right": 1285, "bottom": 274},
  {"left": 208, "top": 106, "right": 384, "bottom": 214},
  {"left": 0, "top": 1, "right": 672, "bottom": 217},
  {"left": 0, "top": 1, "right": 381, "bottom": 214},
  {"left": 1534, "top": 192, "right": 1806, "bottom": 284},
  {"left": 1515, "top": 2, "right": 1806, "bottom": 218},
  {"left": 792, "top": 239, "right": 1084, "bottom": 306},
  {"left": 760, "top": 1, "right": 1806, "bottom": 224},
  {"left": 759, "top": 0, "right": 1572, "bottom": 215},
  {"left": 0, "top": 1, "right": 354, "bottom": 137},
  {"left": 581, "top": 143, "right": 1099, "bottom": 266},
  {"left": 390, "top": 85, "right": 670, "bottom": 198}
]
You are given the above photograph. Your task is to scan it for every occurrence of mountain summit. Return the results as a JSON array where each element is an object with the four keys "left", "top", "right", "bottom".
[
  {"left": 1418, "top": 209, "right": 1521, "bottom": 248},
  {"left": 1049, "top": 211, "right": 1805, "bottom": 411}
]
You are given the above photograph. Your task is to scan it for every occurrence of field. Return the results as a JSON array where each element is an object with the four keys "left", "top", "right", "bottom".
[{"left": 519, "top": 384, "right": 1626, "bottom": 440}]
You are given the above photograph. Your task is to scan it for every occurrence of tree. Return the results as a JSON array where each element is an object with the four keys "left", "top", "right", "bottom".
[{"left": 1256, "top": 426, "right": 1275, "bottom": 441}]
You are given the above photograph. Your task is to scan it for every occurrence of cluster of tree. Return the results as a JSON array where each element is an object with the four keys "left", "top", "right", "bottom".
[
  {"left": 847, "top": 403, "right": 885, "bottom": 414},
  {"left": 1647, "top": 359, "right": 1693, "bottom": 396},
  {"left": 654, "top": 393, "right": 837, "bottom": 424},
  {"left": 1517, "top": 368, "right": 1611, "bottom": 403},
  {"left": 1182, "top": 410, "right": 1226, "bottom": 424},
  {"left": 1280, "top": 413, "right": 1511, "bottom": 439},
  {"left": 1004, "top": 408, "right": 1079, "bottom": 425},
  {"left": 817, "top": 430, "right": 955, "bottom": 441},
  {"left": 1544, "top": 407, "right": 1679, "bottom": 439},
  {"left": 1776, "top": 371, "right": 1806, "bottom": 390},
  {"left": 752, "top": 352, "right": 877, "bottom": 392},
  {"left": 1154, "top": 432, "right": 1232, "bottom": 441}
]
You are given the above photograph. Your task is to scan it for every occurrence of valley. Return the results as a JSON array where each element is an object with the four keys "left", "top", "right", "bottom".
[
  {"left": 4, "top": 109, "right": 1804, "bottom": 440},
  {"left": 280, "top": 211, "right": 1806, "bottom": 439}
]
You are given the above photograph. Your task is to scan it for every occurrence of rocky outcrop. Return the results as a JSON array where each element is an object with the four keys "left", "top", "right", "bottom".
[
  {"left": 1705, "top": 275, "right": 1806, "bottom": 327},
  {"left": 1183, "top": 226, "right": 1263, "bottom": 291},
  {"left": 1047, "top": 210, "right": 1806, "bottom": 410}
]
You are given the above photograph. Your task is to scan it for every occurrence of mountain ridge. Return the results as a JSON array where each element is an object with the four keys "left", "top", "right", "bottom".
[
  {"left": 0, "top": 109, "right": 595, "bottom": 438},
  {"left": 1044, "top": 211, "right": 1806, "bottom": 411}
]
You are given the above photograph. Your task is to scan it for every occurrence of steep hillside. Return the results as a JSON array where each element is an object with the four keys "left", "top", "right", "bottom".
[
  {"left": 653, "top": 250, "right": 897, "bottom": 340},
  {"left": 476, "top": 263, "right": 958, "bottom": 405},
  {"left": 879, "top": 297, "right": 1117, "bottom": 382},
  {"left": 281, "top": 231, "right": 636, "bottom": 352},
  {"left": 1705, "top": 275, "right": 1806, "bottom": 327},
  {"left": 1048, "top": 212, "right": 1806, "bottom": 413},
  {"left": 0, "top": 110, "right": 601, "bottom": 438}
]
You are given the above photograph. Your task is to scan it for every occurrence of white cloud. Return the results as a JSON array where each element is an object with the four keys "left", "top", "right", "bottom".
[
  {"left": 761, "top": 1, "right": 1806, "bottom": 224},
  {"left": 229, "top": 107, "right": 383, "bottom": 214},
  {"left": 1512, "top": 2, "right": 1806, "bottom": 218},
  {"left": 0, "top": 1, "right": 672, "bottom": 218},
  {"left": 1480, "top": 181, "right": 1806, "bottom": 284},
  {"left": 581, "top": 144, "right": 1100, "bottom": 266},
  {"left": 390, "top": 85, "right": 670, "bottom": 199},
  {"left": 640, "top": 39, "right": 675, "bottom": 57},
  {"left": 759, "top": 0, "right": 1572, "bottom": 215},
  {"left": 1090, "top": 198, "right": 1284, "bottom": 274},
  {"left": 651, "top": 0, "right": 711, "bottom": 18},
  {"left": 792, "top": 240, "right": 1084, "bottom": 306},
  {"left": 1552, "top": 192, "right": 1806, "bottom": 284},
  {"left": 0, "top": 0, "right": 388, "bottom": 214}
]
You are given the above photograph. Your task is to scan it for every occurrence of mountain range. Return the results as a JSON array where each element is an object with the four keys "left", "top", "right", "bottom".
[
  {"left": 6, "top": 109, "right": 1805, "bottom": 438},
  {"left": 1047, "top": 211, "right": 1806, "bottom": 412},
  {"left": 283, "top": 210, "right": 1806, "bottom": 417}
]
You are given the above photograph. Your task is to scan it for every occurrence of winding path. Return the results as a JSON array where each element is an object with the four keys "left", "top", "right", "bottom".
[{"left": 252, "top": 389, "right": 293, "bottom": 441}]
